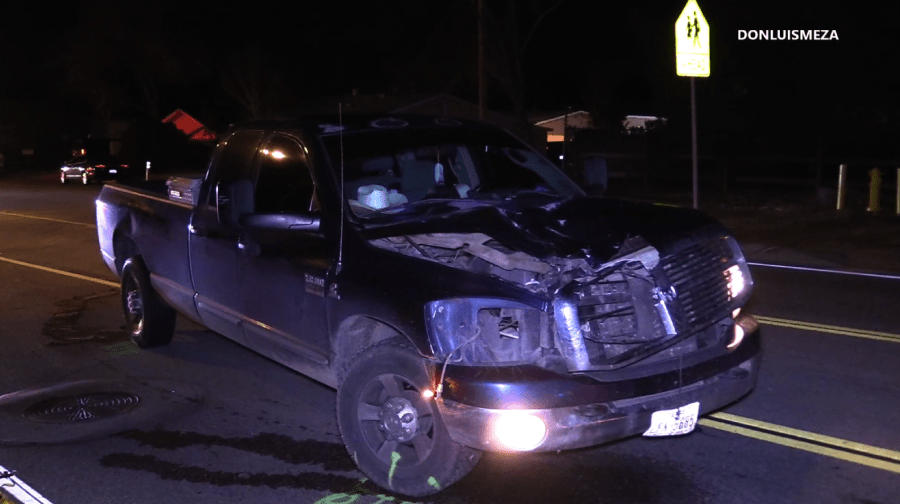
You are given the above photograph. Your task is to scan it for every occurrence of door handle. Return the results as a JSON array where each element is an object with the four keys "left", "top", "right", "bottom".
[
  {"left": 237, "top": 239, "right": 261, "bottom": 256},
  {"left": 190, "top": 224, "right": 237, "bottom": 240},
  {"left": 189, "top": 224, "right": 210, "bottom": 237}
]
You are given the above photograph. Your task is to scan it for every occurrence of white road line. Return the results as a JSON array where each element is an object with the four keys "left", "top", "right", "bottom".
[
  {"left": 0, "top": 211, "right": 96, "bottom": 229},
  {"left": 748, "top": 261, "right": 900, "bottom": 281},
  {"left": 0, "top": 256, "right": 118, "bottom": 288},
  {"left": 0, "top": 463, "right": 55, "bottom": 504}
]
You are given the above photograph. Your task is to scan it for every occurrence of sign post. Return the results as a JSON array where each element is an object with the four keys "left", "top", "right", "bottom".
[{"left": 676, "top": 0, "right": 710, "bottom": 209}]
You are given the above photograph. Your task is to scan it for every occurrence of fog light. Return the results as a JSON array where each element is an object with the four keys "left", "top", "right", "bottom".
[
  {"left": 727, "top": 323, "right": 745, "bottom": 350},
  {"left": 492, "top": 412, "right": 547, "bottom": 451}
]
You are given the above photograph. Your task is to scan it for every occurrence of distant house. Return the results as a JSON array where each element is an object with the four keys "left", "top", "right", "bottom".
[
  {"left": 533, "top": 110, "right": 595, "bottom": 143},
  {"left": 621, "top": 115, "right": 667, "bottom": 134}
]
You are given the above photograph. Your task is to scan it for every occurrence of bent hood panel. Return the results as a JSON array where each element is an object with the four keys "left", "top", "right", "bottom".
[{"left": 359, "top": 197, "right": 722, "bottom": 263}]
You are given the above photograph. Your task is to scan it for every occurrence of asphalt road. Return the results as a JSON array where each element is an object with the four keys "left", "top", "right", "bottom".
[{"left": 1, "top": 180, "right": 898, "bottom": 504}]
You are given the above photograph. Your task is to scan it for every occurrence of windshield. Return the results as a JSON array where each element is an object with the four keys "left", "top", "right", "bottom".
[{"left": 320, "top": 125, "right": 583, "bottom": 218}]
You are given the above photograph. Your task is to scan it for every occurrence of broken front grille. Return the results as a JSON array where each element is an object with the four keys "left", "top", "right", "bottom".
[
  {"left": 553, "top": 236, "right": 741, "bottom": 373},
  {"left": 576, "top": 276, "right": 639, "bottom": 344},
  {"left": 554, "top": 266, "right": 671, "bottom": 371},
  {"left": 659, "top": 241, "right": 733, "bottom": 332}
]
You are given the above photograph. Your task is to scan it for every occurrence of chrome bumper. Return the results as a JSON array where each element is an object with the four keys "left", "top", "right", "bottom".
[{"left": 437, "top": 355, "right": 759, "bottom": 452}]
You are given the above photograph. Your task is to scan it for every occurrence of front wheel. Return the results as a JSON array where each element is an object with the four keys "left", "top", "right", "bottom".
[
  {"left": 121, "top": 257, "right": 176, "bottom": 347},
  {"left": 337, "top": 341, "right": 481, "bottom": 497}
]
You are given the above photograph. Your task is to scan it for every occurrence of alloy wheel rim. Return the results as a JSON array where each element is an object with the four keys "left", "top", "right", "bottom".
[
  {"left": 356, "top": 373, "right": 436, "bottom": 465},
  {"left": 124, "top": 275, "right": 144, "bottom": 335}
]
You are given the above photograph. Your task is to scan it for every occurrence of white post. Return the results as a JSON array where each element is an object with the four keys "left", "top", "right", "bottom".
[
  {"left": 145, "top": 161, "right": 151, "bottom": 181},
  {"left": 836, "top": 164, "right": 847, "bottom": 210},
  {"left": 691, "top": 77, "right": 699, "bottom": 209},
  {"left": 868, "top": 168, "right": 881, "bottom": 213}
]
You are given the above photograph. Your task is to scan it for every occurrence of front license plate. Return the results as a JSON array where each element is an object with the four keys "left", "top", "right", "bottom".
[{"left": 643, "top": 402, "right": 700, "bottom": 437}]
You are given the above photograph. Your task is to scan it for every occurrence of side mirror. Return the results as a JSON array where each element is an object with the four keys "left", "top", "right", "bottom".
[
  {"left": 239, "top": 213, "right": 321, "bottom": 249},
  {"left": 216, "top": 180, "right": 254, "bottom": 228}
]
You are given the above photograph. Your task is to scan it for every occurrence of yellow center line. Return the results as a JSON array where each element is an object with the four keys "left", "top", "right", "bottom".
[
  {"left": 754, "top": 315, "right": 900, "bottom": 344},
  {"left": 0, "top": 256, "right": 119, "bottom": 288},
  {"left": 709, "top": 412, "right": 900, "bottom": 463},
  {"left": 0, "top": 211, "right": 97, "bottom": 229},
  {"left": 700, "top": 416, "right": 900, "bottom": 475}
]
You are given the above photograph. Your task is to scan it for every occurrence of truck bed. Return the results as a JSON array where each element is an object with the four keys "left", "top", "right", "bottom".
[{"left": 96, "top": 180, "right": 201, "bottom": 322}]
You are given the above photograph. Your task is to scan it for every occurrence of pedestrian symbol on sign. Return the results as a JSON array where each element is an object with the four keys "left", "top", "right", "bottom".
[
  {"left": 691, "top": 12, "right": 701, "bottom": 46},
  {"left": 675, "top": 0, "right": 709, "bottom": 77}
]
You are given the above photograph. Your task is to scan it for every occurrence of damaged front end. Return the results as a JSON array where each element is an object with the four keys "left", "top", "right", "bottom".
[{"left": 371, "top": 228, "right": 755, "bottom": 375}]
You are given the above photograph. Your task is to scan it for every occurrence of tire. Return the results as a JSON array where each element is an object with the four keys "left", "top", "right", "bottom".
[
  {"left": 60, "top": 172, "right": 67, "bottom": 184},
  {"left": 337, "top": 341, "right": 481, "bottom": 496},
  {"left": 121, "top": 257, "right": 176, "bottom": 348}
]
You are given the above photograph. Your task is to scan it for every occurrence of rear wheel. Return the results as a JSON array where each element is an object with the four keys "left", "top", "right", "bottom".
[
  {"left": 337, "top": 341, "right": 481, "bottom": 496},
  {"left": 121, "top": 257, "right": 176, "bottom": 348}
]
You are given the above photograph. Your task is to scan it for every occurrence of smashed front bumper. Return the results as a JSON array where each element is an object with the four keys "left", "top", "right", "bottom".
[{"left": 436, "top": 326, "right": 760, "bottom": 453}]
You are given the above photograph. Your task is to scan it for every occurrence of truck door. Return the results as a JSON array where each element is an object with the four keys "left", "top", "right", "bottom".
[
  {"left": 236, "top": 133, "right": 332, "bottom": 370},
  {"left": 189, "top": 130, "right": 264, "bottom": 343}
]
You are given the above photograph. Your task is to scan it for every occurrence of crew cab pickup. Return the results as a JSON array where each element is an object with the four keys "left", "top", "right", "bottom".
[{"left": 96, "top": 115, "right": 759, "bottom": 496}]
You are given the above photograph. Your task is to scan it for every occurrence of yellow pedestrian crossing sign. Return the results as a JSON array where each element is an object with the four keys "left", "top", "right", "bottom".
[{"left": 676, "top": 0, "right": 710, "bottom": 77}]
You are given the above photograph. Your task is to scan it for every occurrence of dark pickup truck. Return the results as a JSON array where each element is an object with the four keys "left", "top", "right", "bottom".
[{"left": 96, "top": 114, "right": 759, "bottom": 496}]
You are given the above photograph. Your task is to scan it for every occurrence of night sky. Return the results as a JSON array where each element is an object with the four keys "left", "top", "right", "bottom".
[{"left": 1, "top": 0, "right": 897, "bottom": 164}]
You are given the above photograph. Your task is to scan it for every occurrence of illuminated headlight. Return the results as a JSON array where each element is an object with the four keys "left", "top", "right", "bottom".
[
  {"left": 492, "top": 412, "right": 547, "bottom": 451},
  {"left": 725, "top": 265, "right": 746, "bottom": 300}
]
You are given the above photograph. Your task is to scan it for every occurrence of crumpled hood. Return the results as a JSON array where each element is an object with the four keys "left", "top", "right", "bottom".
[{"left": 360, "top": 196, "right": 723, "bottom": 264}]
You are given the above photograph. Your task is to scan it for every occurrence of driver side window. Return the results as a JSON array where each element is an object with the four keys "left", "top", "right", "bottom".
[{"left": 254, "top": 135, "right": 316, "bottom": 214}]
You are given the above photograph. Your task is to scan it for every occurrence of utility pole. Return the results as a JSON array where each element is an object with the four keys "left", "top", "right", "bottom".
[
  {"left": 561, "top": 108, "right": 570, "bottom": 171},
  {"left": 478, "top": 0, "right": 485, "bottom": 120}
]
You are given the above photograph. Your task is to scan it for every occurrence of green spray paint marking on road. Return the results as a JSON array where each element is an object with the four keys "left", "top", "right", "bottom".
[
  {"left": 102, "top": 342, "right": 140, "bottom": 357},
  {"left": 387, "top": 451, "right": 401, "bottom": 489},
  {"left": 427, "top": 476, "right": 440, "bottom": 490},
  {"left": 313, "top": 493, "right": 359, "bottom": 504}
]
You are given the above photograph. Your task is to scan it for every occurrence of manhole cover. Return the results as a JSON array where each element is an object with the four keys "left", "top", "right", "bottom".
[{"left": 22, "top": 392, "right": 141, "bottom": 423}]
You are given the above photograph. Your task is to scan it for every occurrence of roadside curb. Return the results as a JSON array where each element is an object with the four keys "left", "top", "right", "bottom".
[{"left": 1, "top": 464, "right": 53, "bottom": 504}]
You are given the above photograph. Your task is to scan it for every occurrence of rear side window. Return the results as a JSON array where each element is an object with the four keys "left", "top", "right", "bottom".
[{"left": 206, "top": 130, "right": 264, "bottom": 205}]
